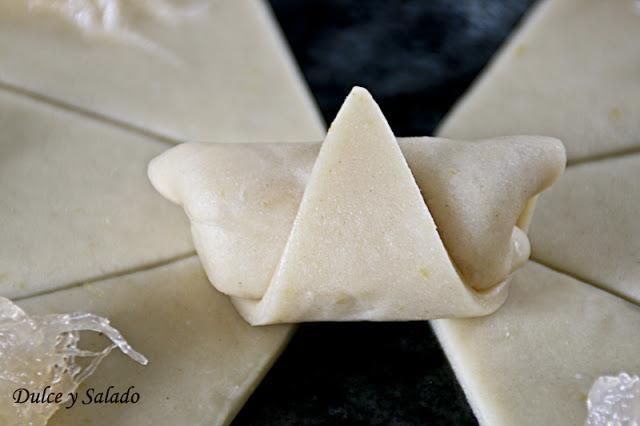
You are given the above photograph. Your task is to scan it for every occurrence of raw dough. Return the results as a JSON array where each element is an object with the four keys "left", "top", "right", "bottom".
[
  {"left": 530, "top": 154, "right": 640, "bottom": 304},
  {"left": 433, "top": 0, "right": 640, "bottom": 423},
  {"left": 433, "top": 261, "right": 640, "bottom": 426},
  {"left": 0, "top": 90, "right": 192, "bottom": 298},
  {"left": 0, "top": 0, "right": 324, "bottom": 142},
  {"left": 149, "top": 88, "right": 565, "bottom": 324},
  {"left": 0, "top": 0, "right": 323, "bottom": 424},
  {"left": 18, "top": 257, "right": 293, "bottom": 426},
  {"left": 437, "top": 0, "right": 640, "bottom": 162}
]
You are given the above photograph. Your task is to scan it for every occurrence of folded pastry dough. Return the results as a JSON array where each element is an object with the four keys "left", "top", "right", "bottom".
[{"left": 149, "top": 87, "right": 565, "bottom": 324}]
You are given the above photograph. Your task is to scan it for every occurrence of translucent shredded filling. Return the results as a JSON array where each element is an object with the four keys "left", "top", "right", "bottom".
[
  {"left": 586, "top": 373, "right": 640, "bottom": 426},
  {"left": 0, "top": 297, "right": 147, "bottom": 426}
]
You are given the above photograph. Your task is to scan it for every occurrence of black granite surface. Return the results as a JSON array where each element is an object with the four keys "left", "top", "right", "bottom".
[{"left": 233, "top": 1, "right": 536, "bottom": 425}]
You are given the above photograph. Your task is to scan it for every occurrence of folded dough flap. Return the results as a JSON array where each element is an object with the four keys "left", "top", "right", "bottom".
[
  {"left": 401, "top": 135, "right": 565, "bottom": 290},
  {"left": 149, "top": 141, "right": 318, "bottom": 299},
  {"left": 149, "top": 87, "right": 565, "bottom": 324}
]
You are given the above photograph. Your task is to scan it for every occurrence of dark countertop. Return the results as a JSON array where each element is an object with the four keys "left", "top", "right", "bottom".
[{"left": 234, "top": 1, "right": 535, "bottom": 424}]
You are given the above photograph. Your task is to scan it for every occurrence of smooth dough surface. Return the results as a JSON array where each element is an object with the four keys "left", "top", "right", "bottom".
[
  {"left": 0, "top": 0, "right": 324, "bottom": 142},
  {"left": 0, "top": 0, "right": 323, "bottom": 423},
  {"left": 433, "top": 261, "right": 640, "bottom": 426},
  {"left": 150, "top": 88, "right": 564, "bottom": 324},
  {"left": 18, "top": 257, "right": 293, "bottom": 426},
  {"left": 530, "top": 154, "right": 640, "bottom": 304},
  {"left": 433, "top": 0, "right": 640, "bottom": 422},
  {"left": 0, "top": 90, "right": 192, "bottom": 298},
  {"left": 437, "top": 0, "right": 640, "bottom": 162}
]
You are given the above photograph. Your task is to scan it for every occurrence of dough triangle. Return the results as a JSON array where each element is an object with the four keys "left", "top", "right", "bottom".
[{"left": 232, "top": 88, "right": 507, "bottom": 323}]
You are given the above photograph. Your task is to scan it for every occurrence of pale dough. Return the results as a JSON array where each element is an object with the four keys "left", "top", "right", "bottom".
[
  {"left": 0, "top": 0, "right": 323, "bottom": 424},
  {"left": 433, "top": 261, "right": 640, "bottom": 426},
  {"left": 434, "top": 0, "right": 640, "bottom": 423},
  {"left": 437, "top": 0, "right": 640, "bottom": 162},
  {"left": 531, "top": 154, "right": 640, "bottom": 304},
  {"left": 18, "top": 257, "right": 293, "bottom": 426},
  {"left": 149, "top": 88, "right": 565, "bottom": 324},
  {"left": 0, "top": 0, "right": 324, "bottom": 142},
  {"left": 0, "top": 90, "right": 192, "bottom": 299}
]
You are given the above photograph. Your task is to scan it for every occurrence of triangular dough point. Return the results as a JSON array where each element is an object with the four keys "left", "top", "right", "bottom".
[{"left": 233, "top": 88, "right": 508, "bottom": 323}]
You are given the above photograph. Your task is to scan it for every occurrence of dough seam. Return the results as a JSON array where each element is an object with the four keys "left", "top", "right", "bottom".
[
  {"left": 565, "top": 145, "right": 640, "bottom": 168},
  {"left": 13, "top": 252, "right": 197, "bottom": 302},
  {"left": 529, "top": 258, "right": 640, "bottom": 308},
  {"left": 0, "top": 79, "right": 183, "bottom": 146}
]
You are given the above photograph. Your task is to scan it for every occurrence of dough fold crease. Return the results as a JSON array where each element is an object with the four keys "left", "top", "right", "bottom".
[{"left": 149, "top": 87, "right": 565, "bottom": 324}]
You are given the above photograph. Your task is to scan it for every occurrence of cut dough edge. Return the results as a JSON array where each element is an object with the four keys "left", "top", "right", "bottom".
[
  {"left": 432, "top": 259, "right": 640, "bottom": 425},
  {"left": 529, "top": 152, "right": 640, "bottom": 306},
  {"left": 0, "top": 1, "right": 325, "bottom": 143},
  {"left": 0, "top": 80, "right": 185, "bottom": 145},
  {"left": 431, "top": 0, "right": 640, "bottom": 422},
  {"left": 436, "top": 0, "right": 640, "bottom": 163},
  {"left": 10, "top": 251, "right": 197, "bottom": 303},
  {"left": 14, "top": 239, "right": 640, "bottom": 426},
  {"left": 0, "top": 5, "right": 325, "bottom": 299},
  {"left": 0, "top": 68, "right": 626, "bottom": 173},
  {"left": 433, "top": 0, "right": 640, "bottom": 309},
  {"left": 0, "top": 89, "right": 195, "bottom": 300},
  {"left": 17, "top": 255, "right": 294, "bottom": 426},
  {"left": 0, "top": 1, "right": 321, "bottom": 425}
]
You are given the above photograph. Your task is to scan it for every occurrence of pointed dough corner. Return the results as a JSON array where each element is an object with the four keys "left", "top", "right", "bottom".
[
  {"left": 234, "top": 93, "right": 509, "bottom": 324},
  {"left": 147, "top": 90, "right": 564, "bottom": 325},
  {"left": 147, "top": 143, "right": 202, "bottom": 206}
]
